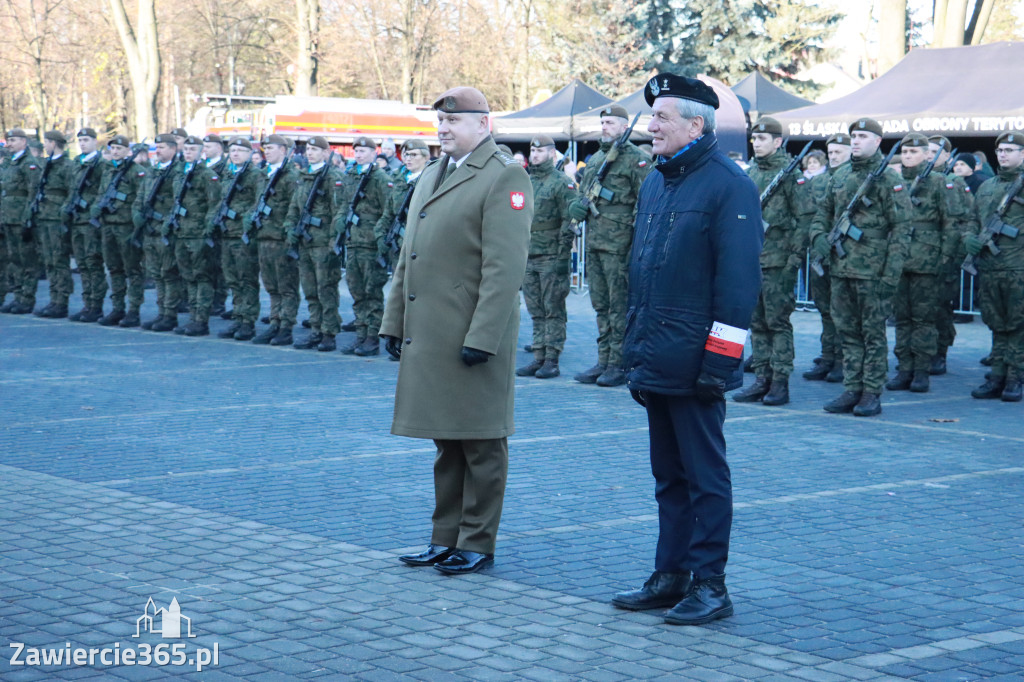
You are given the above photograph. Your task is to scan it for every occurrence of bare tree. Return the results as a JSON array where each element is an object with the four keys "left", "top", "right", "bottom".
[
  {"left": 877, "top": 0, "right": 906, "bottom": 74},
  {"left": 295, "top": 0, "right": 319, "bottom": 96},
  {"left": 108, "top": 0, "right": 160, "bottom": 140}
]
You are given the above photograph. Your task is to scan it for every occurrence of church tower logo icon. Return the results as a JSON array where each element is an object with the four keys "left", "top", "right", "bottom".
[{"left": 134, "top": 597, "right": 195, "bottom": 639}]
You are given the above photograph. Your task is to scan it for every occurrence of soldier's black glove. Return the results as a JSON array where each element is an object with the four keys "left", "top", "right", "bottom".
[
  {"left": 382, "top": 335, "right": 402, "bottom": 360},
  {"left": 629, "top": 389, "right": 647, "bottom": 407},
  {"left": 694, "top": 371, "right": 727, "bottom": 404},
  {"left": 461, "top": 346, "right": 490, "bottom": 367}
]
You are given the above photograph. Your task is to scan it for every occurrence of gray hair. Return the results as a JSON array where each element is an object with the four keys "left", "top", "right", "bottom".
[{"left": 674, "top": 98, "right": 716, "bottom": 134}]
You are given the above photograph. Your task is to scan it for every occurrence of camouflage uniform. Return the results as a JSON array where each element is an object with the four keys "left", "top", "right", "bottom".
[
  {"left": 933, "top": 164, "right": 977, "bottom": 363},
  {"left": 809, "top": 150, "right": 913, "bottom": 398},
  {"left": 206, "top": 156, "right": 230, "bottom": 313},
  {"left": 337, "top": 164, "right": 391, "bottom": 344},
  {"left": 165, "top": 161, "right": 221, "bottom": 327},
  {"left": 93, "top": 160, "right": 146, "bottom": 317},
  {"left": 374, "top": 169, "right": 419, "bottom": 260},
  {"left": 27, "top": 153, "right": 76, "bottom": 312},
  {"left": 64, "top": 153, "right": 107, "bottom": 315},
  {"left": 132, "top": 159, "right": 183, "bottom": 325},
  {"left": 252, "top": 161, "right": 300, "bottom": 330},
  {"left": 1, "top": 150, "right": 41, "bottom": 310},
  {"left": 216, "top": 163, "right": 262, "bottom": 328},
  {"left": 809, "top": 167, "right": 843, "bottom": 370},
  {"left": 521, "top": 158, "right": 576, "bottom": 365},
  {"left": 577, "top": 140, "right": 652, "bottom": 371},
  {"left": 285, "top": 162, "right": 344, "bottom": 336}
]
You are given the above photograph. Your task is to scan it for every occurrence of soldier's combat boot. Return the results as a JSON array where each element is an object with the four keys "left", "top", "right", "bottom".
[
  {"left": 218, "top": 322, "right": 241, "bottom": 339},
  {"left": 742, "top": 355, "right": 754, "bottom": 373},
  {"left": 802, "top": 359, "right": 832, "bottom": 381},
  {"left": 596, "top": 366, "right": 626, "bottom": 387},
  {"left": 732, "top": 376, "right": 769, "bottom": 403},
  {"left": 141, "top": 316, "right": 161, "bottom": 330},
  {"left": 210, "top": 302, "right": 226, "bottom": 318},
  {"left": 909, "top": 370, "right": 930, "bottom": 393},
  {"left": 853, "top": 392, "right": 882, "bottom": 417},
  {"left": 929, "top": 350, "right": 947, "bottom": 375},
  {"left": 824, "top": 390, "right": 862, "bottom": 414},
  {"left": 234, "top": 323, "right": 255, "bottom": 341},
  {"left": 9, "top": 302, "right": 32, "bottom": 314},
  {"left": 177, "top": 301, "right": 189, "bottom": 314},
  {"left": 0, "top": 300, "right": 16, "bottom": 313},
  {"left": 152, "top": 316, "right": 177, "bottom": 332},
  {"left": 34, "top": 303, "right": 54, "bottom": 317},
  {"left": 260, "top": 315, "right": 270, "bottom": 324},
  {"left": 971, "top": 376, "right": 1005, "bottom": 399},
  {"left": 535, "top": 357, "right": 560, "bottom": 379},
  {"left": 78, "top": 307, "right": 103, "bottom": 323},
  {"left": 341, "top": 320, "right": 357, "bottom": 332},
  {"left": 45, "top": 304, "right": 68, "bottom": 318},
  {"left": 825, "top": 363, "right": 844, "bottom": 383},
  {"left": 524, "top": 344, "right": 534, "bottom": 353},
  {"left": 354, "top": 337, "right": 380, "bottom": 356},
  {"left": 119, "top": 310, "right": 141, "bottom": 328},
  {"left": 220, "top": 308, "right": 234, "bottom": 320},
  {"left": 339, "top": 337, "right": 364, "bottom": 355},
  {"left": 183, "top": 321, "right": 210, "bottom": 337},
  {"left": 1001, "top": 374, "right": 1022, "bottom": 402},
  {"left": 885, "top": 370, "right": 913, "bottom": 391},
  {"left": 293, "top": 331, "right": 323, "bottom": 350},
  {"left": 762, "top": 377, "right": 790, "bottom": 406},
  {"left": 69, "top": 307, "right": 87, "bottom": 321},
  {"left": 98, "top": 309, "right": 125, "bottom": 326},
  {"left": 574, "top": 363, "right": 606, "bottom": 384},
  {"left": 301, "top": 318, "right": 311, "bottom": 329},
  {"left": 252, "top": 323, "right": 279, "bottom": 345},
  {"left": 516, "top": 358, "right": 544, "bottom": 377},
  {"left": 317, "top": 334, "right": 337, "bottom": 352},
  {"left": 270, "top": 327, "right": 293, "bottom": 346},
  {"left": 980, "top": 354, "right": 993, "bottom": 366}
]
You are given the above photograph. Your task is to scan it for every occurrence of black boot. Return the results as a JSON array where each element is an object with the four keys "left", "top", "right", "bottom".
[
  {"left": 0, "top": 300, "right": 16, "bottom": 313},
  {"left": 141, "top": 316, "right": 161, "bottom": 330},
  {"left": 516, "top": 358, "right": 544, "bottom": 377},
  {"left": 45, "top": 304, "right": 68, "bottom": 319},
  {"left": 762, "top": 376, "right": 789, "bottom": 406},
  {"left": 219, "top": 308, "right": 234, "bottom": 320},
  {"left": 340, "top": 320, "right": 357, "bottom": 332},
  {"left": 742, "top": 355, "right": 754, "bottom": 373},
  {"left": 354, "top": 337, "right": 380, "bottom": 356},
  {"left": 218, "top": 322, "right": 241, "bottom": 339},
  {"left": 885, "top": 370, "right": 912, "bottom": 391},
  {"left": 596, "top": 366, "right": 626, "bottom": 387},
  {"left": 339, "top": 337, "right": 364, "bottom": 355},
  {"left": 69, "top": 307, "right": 87, "bottom": 321},
  {"left": 825, "top": 364, "right": 844, "bottom": 383},
  {"left": 664, "top": 574, "right": 733, "bottom": 625},
  {"left": 293, "top": 332, "right": 323, "bottom": 350},
  {"left": 853, "top": 392, "right": 882, "bottom": 417},
  {"left": 535, "top": 358, "right": 560, "bottom": 379},
  {"left": 270, "top": 327, "right": 293, "bottom": 346},
  {"left": 929, "top": 351, "right": 947, "bottom": 375},
  {"left": 252, "top": 324, "right": 279, "bottom": 345},
  {"left": 317, "top": 334, "right": 337, "bottom": 352},
  {"left": 802, "top": 359, "right": 832, "bottom": 381},
  {"left": 1001, "top": 375, "right": 1022, "bottom": 402},
  {"left": 611, "top": 571, "right": 691, "bottom": 611},
  {"left": 574, "top": 363, "right": 606, "bottom": 384},
  {"left": 909, "top": 370, "right": 930, "bottom": 393},
  {"left": 98, "top": 309, "right": 126, "bottom": 326},
  {"left": 119, "top": 310, "right": 141, "bottom": 327},
  {"left": 980, "top": 354, "right": 993, "bottom": 366},
  {"left": 151, "top": 316, "right": 177, "bottom": 332},
  {"left": 78, "top": 307, "right": 104, "bottom": 323},
  {"left": 234, "top": 323, "right": 255, "bottom": 341},
  {"left": 732, "top": 376, "right": 769, "bottom": 403},
  {"left": 824, "top": 390, "right": 861, "bottom": 414},
  {"left": 971, "top": 377, "right": 1005, "bottom": 399},
  {"left": 183, "top": 321, "right": 210, "bottom": 337},
  {"left": 34, "top": 303, "right": 54, "bottom": 317}
]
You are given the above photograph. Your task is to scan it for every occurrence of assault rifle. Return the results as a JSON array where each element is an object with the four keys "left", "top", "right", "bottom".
[
  {"left": 908, "top": 152, "right": 940, "bottom": 207},
  {"left": 24, "top": 155, "right": 54, "bottom": 240},
  {"left": 333, "top": 162, "right": 373, "bottom": 259},
  {"left": 131, "top": 160, "right": 177, "bottom": 248},
  {"left": 63, "top": 154, "right": 102, "bottom": 229},
  {"left": 759, "top": 140, "right": 814, "bottom": 230},
  {"left": 209, "top": 160, "right": 251, "bottom": 247},
  {"left": 570, "top": 111, "right": 642, "bottom": 234},
  {"left": 376, "top": 178, "right": 417, "bottom": 268},
  {"left": 286, "top": 151, "right": 334, "bottom": 260},
  {"left": 244, "top": 148, "right": 295, "bottom": 244},
  {"left": 961, "top": 172, "right": 1023, "bottom": 276},
  {"left": 89, "top": 161, "right": 133, "bottom": 228},
  {"left": 810, "top": 141, "right": 902, "bottom": 277},
  {"left": 162, "top": 156, "right": 201, "bottom": 245}
]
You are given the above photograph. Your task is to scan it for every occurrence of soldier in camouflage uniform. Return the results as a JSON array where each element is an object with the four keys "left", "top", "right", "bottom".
[
  {"left": 64, "top": 128, "right": 107, "bottom": 322},
  {"left": 92, "top": 135, "right": 146, "bottom": 327},
  {"left": 963, "top": 132, "right": 1024, "bottom": 402},
  {"left": 374, "top": 139, "right": 430, "bottom": 266},
  {"left": 733, "top": 117, "right": 814, "bottom": 406},
  {"left": 885, "top": 133, "right": 961, "bottom": 393},
  {"left": 337, "top": 136, "right": 391, "bottom": 356},
  {"left": 567, "top": 105, "right": 652, "bottom": 387},
  {"left": 250, "top": 134, "right": 300, "bottom": 346},
  {"left": 808, "top": 117, "right": 913, "bottom": 417},
  {"left": 0, "top": 129, "right": 42, "bottom": 314},
  {"left": 803, "top": 133, "right": 851, "bottom": 383},
  {"left": 516, "top": 135, "right": 577, "bottom": 379},
  {"left": 286, "top": 136, "right": 344, "bottom": 351},
  {"left": 27, "top": 131, "right": 76, "bottom": 318},
  {"left": 164, "top": 136, "right": 222, "bottom": 336},
  {"left": 203, "top": 134, "right": 231, "bottom": 318},
  {"left": 131, "top": 134, "right": 182, "bottom": 332},
  {"left": 214, "top": 138, "right": 262, "bottom": 341}
]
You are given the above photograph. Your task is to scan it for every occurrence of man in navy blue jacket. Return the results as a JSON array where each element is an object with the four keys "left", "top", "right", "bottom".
[{"left": 611, "top": 73, "right": 763, "bottom": 625}]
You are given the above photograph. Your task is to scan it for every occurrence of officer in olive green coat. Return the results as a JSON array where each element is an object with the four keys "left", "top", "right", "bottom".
[
  {"left": 26, "top": 131, "right": 76, "bottom": 318},
  {"left": 733, "top": 117, "right": 815, "bottom": 406},
  {"left": 382, "top": 87, "right": 532, "bottom": 574},
  {"left": 0, "top": 128, "right": 42, "bottom": 314},
  {"left": 250, "top": 134, "right": 300, "bottom": 346},
  {"left": 337, "top": 136, "right": 392, "bottom": 356},
  {"left": 516, "top": 134, "right": 576, "bottom": 379},
  {"left": 567, "top": 105, "right": 652, "bottom": 387},
  {"left": 885, "top": 133, "right": 961, "bottom": 393},
  {"left": 809, "top": 118, "right": 913, "bottom": 417}
]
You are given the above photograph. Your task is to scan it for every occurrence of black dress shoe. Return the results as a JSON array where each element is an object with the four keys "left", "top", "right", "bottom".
[
  {"left": 434, "top": 550, "right": 494, "bottom": 575},
  {"left": 612, "top": 571, "right": 691, "bottom": 611},
  {"left": 664, "top": 574, "right": 733, "bottom": 625},
  {"left": 398, "top": 544, "right": 454, "bottom": 566}
]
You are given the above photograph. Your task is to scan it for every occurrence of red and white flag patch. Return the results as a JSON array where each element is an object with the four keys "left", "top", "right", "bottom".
[
  {"left": 893, "top": 184, "right": 903, "bottom": 192},
  {"left": 510, "top": 191, "right": 525, "bottom": 210},
  {"left": 704, "top": 322, "right": 748, "bottom": 359}
]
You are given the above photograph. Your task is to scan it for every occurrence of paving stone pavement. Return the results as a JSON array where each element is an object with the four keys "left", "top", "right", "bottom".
[{"left": 0, "top": 279, "right": 1022, "bottom": 680}]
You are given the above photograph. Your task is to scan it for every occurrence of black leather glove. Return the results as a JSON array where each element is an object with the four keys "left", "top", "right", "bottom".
[
  {"left": 630, "top": 389, "right": 647, "bottom": 407},
  {"left": 461, "top": 346, "right": 490, "bottom": 367},
  {"left": 694, "top": 371, "right": 727, "bottom": 404},
  {"left": 382, "top": 335, "right": 402, "bottom": 360}
]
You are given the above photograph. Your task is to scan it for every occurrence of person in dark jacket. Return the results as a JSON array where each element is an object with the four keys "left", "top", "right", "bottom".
[{"left": 610, "top": 73, "right": 763, "bottom": 626}]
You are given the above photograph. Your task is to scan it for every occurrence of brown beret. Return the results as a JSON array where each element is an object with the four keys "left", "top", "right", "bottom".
[
  {"left": 432, "top": 86, "right": 490, "bottom": 114},
  {"left": 752, "top": 117, "right": 782, "bottom": 136},
  {"left": 76, "top": 127, "right": 98, "bottom": 139},
  {"left": 202, "top": 134, "right": 223, "bottom": 145},
  {"left": 599, "top": 105, "right": 629, "bottom": 120},
  {"left": 996, "top": 132, "right": 1024, "bottom": 148},
  {"left": 901, "top": 133, "right": 929, "bottom": 148},
  {"left": 6, "top": 128, "right": 28, "bottom": 139},
  {"left": 826, "top": 133, "right": 851, "bottom": 146},
  {"left": 928, "top": 135, "right": 952, "bottom": 152},
  {"left": 228, "top": 137, "right": 252, "bottom": 150},
  {"left": 108, "top": 134, "right": 131, "bottom": 148},
  {"left": 352, "top": 136, "right": 376, "bottom": 150},
  {"left": 43, "top": 130, "right": 67, "bottom": 144},
  {"left": 154, "top": 133, "right": 177, "bottom": 145},
  {"left": 170, "top": 128, "right": 188, "bottom": 138},
  {"left": 264, "top": 134, "right": 292, "bottom": 148},
  {"left": 644, "top": 73, "right": 720, "bottom": 109},
  {"left": 307, "top": 136, "right": 331, "bottom": 150},
  {"left": 850, "top": 117, "right": 883, "bottom": 137},
  {"left": 401, "top": 139, "right": 428, "bottom": 152},
  {"left": 530, "top": 134, "right": 555, "bottom": 148},
  {"left": 183, "top": 135, "right": 204, "bottom": 146}
]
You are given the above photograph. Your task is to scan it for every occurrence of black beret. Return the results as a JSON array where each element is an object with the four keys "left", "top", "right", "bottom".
[
  {"left": 996, "top": 132, "right": 1023, "bottom": 148},
  {"left": 752, "top": 117, "right": 782, "bottom": 136},
  {"left": 901, "top": 133, "right": 929, "bottom": 148},
  {"left": 644, "top": 73, "right": 719, "bottom": 110},
  {"left": 850, "top": 117, "right": 883, "bottom": 137},
  {"left": 826, "top": 133, "right": 851, "bottom": 146},
  {"left": 43, "top": 130, "right": 67, "bottom": 144}
]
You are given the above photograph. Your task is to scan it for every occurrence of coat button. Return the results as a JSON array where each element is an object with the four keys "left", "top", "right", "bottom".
[
  {"left": 404, "top": 338, "right": 412, "bottom": 345},
  {"left": 409, "top": 294, "right": 416, "bottom": 301},
  {"left": 419, "top": 212, "right": 426, "bottom": 218},
  {"left": 410, "top": 252, "right": 417, "bottom": 259}
]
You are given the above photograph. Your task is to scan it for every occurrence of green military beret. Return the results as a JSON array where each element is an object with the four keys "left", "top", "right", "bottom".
[
  {"left": 432, "top": 86, "right": 490, "bottom": 114},
  {"left": 76, "top": 127, "right": 98, "bottom": 139},
  {"left": 752, "top": 117, "right": 782, "bottom": 136},
  {"left": 401, "top": 139, "right": 428, "bottom": 152},
  {"left": 131, "top": 143, "right": 149, "bottom": 155},
  {"left": 183, "top": 135, "right": 204, "bottom": 146},
  {"left": 352, "top": 136, "right": 376, "bottom": 150},
  {"left": 170, "top": 128, "right": 188, "bottom": 138},
  {"left": 6, "top": 128, "right": 28, "bottom": 139},
  {"left": 826, "top": 133, "right": 851, "bottom": 146},
  {"left": 228, "top": 137, "right": 252, "bottom": 150},
  {"left": 264, "top": 134, "right": 292, "bottom": 148},
  {"left": 850, "top": 117, "right": 883, "bottom": 137},
  {"left": 901, "top": 133, "right": 929, "bottom": 148},
  {"left": 202, "top": 134, "right": 224, "bottom": 146},
  {"left": 530, "top": 134, "right": 555, "bottom": 148},
  {"left": 996, "top": 132, "right": 1023, "bottom": 148},
  {"left": 928, "top": 135, "right": 952, "bottom": 152},
  {"left": 28, "top": 139, "right": 43, "bottom": 151},
  {"left": 154, "top": 133, "right": 177, "bottom": 146},
  {"left": 44, "top": 130, "right": 67, "bottom": 144},
  {"left": 599, "top": 104, "right": 629, "bottom": 120},
  {"left": 307, "top": 136, "right": 331, "bottom": 150},
  {"left": 108, "top": 134, "right": 131, "bottom": 148}
]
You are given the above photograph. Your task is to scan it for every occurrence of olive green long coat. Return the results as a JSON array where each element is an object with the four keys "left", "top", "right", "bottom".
[{"left": 380, "top": 137, "right": 533, "bottom": 439}]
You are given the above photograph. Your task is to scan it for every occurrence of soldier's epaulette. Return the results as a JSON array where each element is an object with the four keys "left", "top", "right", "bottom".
[{"left": 495, "top": 151, "right": 518, "bottom": 166}]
